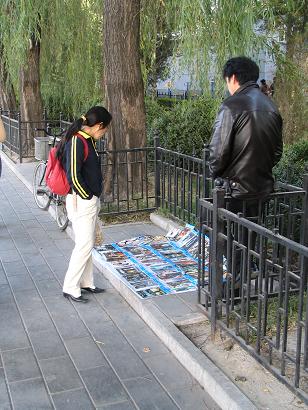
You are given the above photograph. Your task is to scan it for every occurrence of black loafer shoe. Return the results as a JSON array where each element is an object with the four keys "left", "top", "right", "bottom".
[
  {"left": 63, "top": 292, "right": 89, "bottom": 303},
  {"left": 81, "top": 287, "right": 105, "bottom": 294}
]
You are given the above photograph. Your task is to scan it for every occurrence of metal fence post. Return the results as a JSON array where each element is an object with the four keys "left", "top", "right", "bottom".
[
  {"left": 154, "top": 135, "right": 161, "bottom": 209},
  {"left": 202, "top": 145, "right": 210, "bottom": 198},
  {"left": 17, "top": 112, "right": 22, "bottom": 163},
  {"left": 211, "top": 187, "right": 225, "bottom": 334},
  {"left": 302, "top": 174, "right": 308, "bottom": 289}
]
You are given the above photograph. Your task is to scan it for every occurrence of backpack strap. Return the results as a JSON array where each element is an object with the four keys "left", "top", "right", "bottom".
[{"left": 75, "top": 133, "right": 89, "bottom": 161}]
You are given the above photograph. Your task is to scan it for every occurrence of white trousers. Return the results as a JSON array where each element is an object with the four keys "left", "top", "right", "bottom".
[{"left": 63, "top": 194, "right": 100, "bottom": 297}]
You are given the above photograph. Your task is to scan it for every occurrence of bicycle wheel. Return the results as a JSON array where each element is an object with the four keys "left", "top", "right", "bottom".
[
  {"left": 33, "top": 162, "right": 52, "bottom": 210},
  {"left": 55, "top": 196, "right": 69, "bottom": 230}
]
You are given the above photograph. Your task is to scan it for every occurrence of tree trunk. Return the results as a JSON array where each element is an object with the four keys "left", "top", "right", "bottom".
[
  {"left": 0, "top": 44, "right": 17, "bottom": 111},
  {"left": 103, "top": 0, "right": 146, "bottom": 203},
  {"left": 19, "top": 37, "right": 43, "bottom": 155}
]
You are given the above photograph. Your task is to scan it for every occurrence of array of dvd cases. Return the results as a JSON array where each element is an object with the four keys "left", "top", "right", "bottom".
[{"left": 94, "top": 224, "right": 210, "bottom": 299}]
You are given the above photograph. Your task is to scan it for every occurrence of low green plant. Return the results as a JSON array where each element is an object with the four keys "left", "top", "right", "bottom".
[
  {"left": 145, "top": 95, "right": 219, "bottom": 156},
  {"left": 274, "top": 138, "right": 308, "bottom": 187}
]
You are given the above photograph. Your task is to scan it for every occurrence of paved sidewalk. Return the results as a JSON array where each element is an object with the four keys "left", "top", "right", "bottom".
[{"left": 0, "top": 161, "right": 218, "bottom": 409}]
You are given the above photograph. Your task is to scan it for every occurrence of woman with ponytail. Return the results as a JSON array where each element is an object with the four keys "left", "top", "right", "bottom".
[{"left": 61, "top": 106, "right": 112, "bottom": 303}]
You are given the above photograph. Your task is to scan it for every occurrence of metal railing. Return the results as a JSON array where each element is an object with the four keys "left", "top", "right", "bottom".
[
  {"left": 198, "top": 176, "right": 308, "bottom": 402},
  {"left": 155, "top": 136, "right": 212, "bottom": 224},
  {"left": 99, "top": 146, "right": 156, "bottom": 215},
  {"left": 0, "top": 109, "right": 61, "bottom": 163}
]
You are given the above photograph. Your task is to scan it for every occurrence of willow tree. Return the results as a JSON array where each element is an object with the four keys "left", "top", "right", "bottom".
[
  {"left": 1, "top": 0, "right": 45, "bottom": 122},
  {"left": 40, "top": 0, "right": 103, "bottom": 117},
  {"left": 0, "top": 2, "right": 17, "bottom": 111},
  {"left": 164, "top": 0, "right": 272, "bottom": 95},
  {"left": 264, "top": 0, "right": 307, "bottom": 143}
]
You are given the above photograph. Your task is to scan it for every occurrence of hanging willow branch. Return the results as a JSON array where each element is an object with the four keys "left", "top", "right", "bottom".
[{"left": 163, "top": 0, "right": 274, "bottom": 94}]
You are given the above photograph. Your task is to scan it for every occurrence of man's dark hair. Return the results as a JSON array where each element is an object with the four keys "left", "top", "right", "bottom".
[
  {"left": 261, "top": 79, "right": 266, "bottom": 84},
  {"left": 222, "top": 57, "right": 259, "bottom": 85}
]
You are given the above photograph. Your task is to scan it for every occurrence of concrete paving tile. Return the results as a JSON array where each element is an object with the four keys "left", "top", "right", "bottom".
[
  {"left": 102, "top": 343, "right": 151, "bottom": 381},
  {"left": 47, "top": 230, "right": 69, "bottom": 240},
  {"left": 9, "top": 377, "right": 53, "bottom": 410},
  {"left": 21, "top": 305, "right": 54, "bottom": 333},
  {"left": 94, "top": 289, "right": 130, "bottom": 311},
  {"left": 27, "top": 264, "right": 55, "bottom": 281},
  {"left": 0, "top": 270, "right": 8, "bottom": 286},
  {"left": 97, "top": 401, "right": 136, "bottom": 409},
  {"left": 170, "top": 385, "right": 220, "bottom": 410},
  {"left": 38, "top": 245, "right": 65, "bottom": 259},
  {"left": 22, "top": 252, "right": 46, "bottom": 267},
  {"left": 89, "top": 320, "right": 129, "bottom": 348},
  {"left": 54, "top": 239, "right": 74, "bottom": 252},
  {"left": 29, "top": 329, "right": 67, "bottom": 360},
  {"left": 124, "top": 327, "right": 170, "bottom": 358},
  {"left": 0, "top": 284, "right": 14, "bottom": 304},
  {"left": 0, "top": 368, "right": 11, "bottom": 410},
  {"left": 143, "top": 353, "right": 195, "bottom": 391},
  {"left": 0, "top": 239, "right": 16, "bottom": 250},
  {"left": 40, "top": 356, "right": 83, "bottom": 393},
  {"left": 65, "top": 337, "right": 108, "bottom": 370},
  {"left": 36, "top": 278, "right": 62, "bottom": 296},
  {"left": 15, "top": 241, "right": 39, "bottom": 254},
  {"left": 153, "top": 294, "right": 193, "bottom": 318},
  {"left": 18, "top": 213, "right": 36, "bottom": 221},
  {"left": 0, "top": 249, "right": 21, "bottom": 263},
  {"left": 8, "top": 273, "right": 36, "bottom": 292},
  {"left": 14, "top": 289, "right": 42, "bottom": 309},
  {"left": 107, "top": 306, "right": 148, "bottom": 336},
  {"left": 0, "top": 305, "right": 30, "bottom": 351},
  {"left": 74, "top": 299, "right": 110, "bottom": 326},
  {"left": 47, "top": 306, "right": 90, "bottom": 340},
  {"left": 44, "top": 257, "right": 67, "bottom": 273},
  {"left": 21, "top": 221, "right": 41, "bottom": 230},
  {"left": 80, "top": 366, "right": 128, "bottom": 407},
  {"left": 177, "top": 290, "right": 199, "bottom": 312},
  {"left": 124, "top": 376, "right": 178, "bottom": 410},
  {"left": 2, "top": 347, "right": 41, "bottom": 382},
  {"left": 52, "top": 388, "right": 95, "bottom": 410}
]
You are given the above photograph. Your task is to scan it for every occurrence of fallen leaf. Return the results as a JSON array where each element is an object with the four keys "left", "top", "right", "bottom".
[{"left": 143, "top": 347, "right": 151, "bottom": 353}]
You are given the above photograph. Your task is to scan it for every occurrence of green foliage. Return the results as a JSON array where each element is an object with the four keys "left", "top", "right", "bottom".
[
  {"left": 145, "top": 95, "right": 219, "bottom": 155},
  {"left": 274, "top": 139, "right": 308, "bottom": 187},
  {"left": 164, "top": 0, "right": 273, "bottom": 95},
  {"left": 140, "top": 0, "right": 176, "bottom": 88}
]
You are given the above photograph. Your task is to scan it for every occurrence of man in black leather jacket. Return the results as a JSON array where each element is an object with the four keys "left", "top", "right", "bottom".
[
  {"left": 209, "top": 57, "right": 283, "bottom": 284},
  {"left": 209, "top": 56, "right": 283, "bottom": 207}
]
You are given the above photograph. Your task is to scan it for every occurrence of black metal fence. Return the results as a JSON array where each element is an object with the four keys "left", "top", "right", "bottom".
[
  {"left": 0, "top": 109, "right": 60, "bottom": 162},
  {"left": 198, "top": 177, "right": 308, "bottom": 402},
  {"left": 155, "top": 137, "right": 212, "bottom": 224}
]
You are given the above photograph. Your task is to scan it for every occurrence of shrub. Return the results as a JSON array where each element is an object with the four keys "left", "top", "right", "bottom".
[
  {"left": 145, "top": 96, "right": 219, "bottom": 156},
  {"left": 274, "top": 139, "right": 308, "bottom": 187}
]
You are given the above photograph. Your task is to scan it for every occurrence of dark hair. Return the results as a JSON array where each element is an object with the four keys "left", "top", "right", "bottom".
[
  {"left": 57, "top": 106, "right": 112, "bottom": 158},
  {"left": 222, "top": 57, "right": 259, "bottom": 85},
  {"left": 261, "top": 79, "right": 266, "bottom": 84}
]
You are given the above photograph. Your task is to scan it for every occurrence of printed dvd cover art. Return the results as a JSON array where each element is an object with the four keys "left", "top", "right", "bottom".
[{"left": 94, "top": 224, "right": 211, "bottom": 299}]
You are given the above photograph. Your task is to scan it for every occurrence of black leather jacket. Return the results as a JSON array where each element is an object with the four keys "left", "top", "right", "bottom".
[{"left": 208, "top": 81, "right": 283, "bottom": 200}]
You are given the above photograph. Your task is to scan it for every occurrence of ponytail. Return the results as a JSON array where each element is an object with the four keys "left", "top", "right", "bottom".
[
  {"left": 56, "top": 106, "right": 112, "bottom": 159},
  {"left": 56, "top": 116, "right": 86, "bottom": 159}
]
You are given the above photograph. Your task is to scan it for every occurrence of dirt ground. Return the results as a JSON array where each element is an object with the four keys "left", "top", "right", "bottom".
[{"left": 180, "top": 319, "right": 308, "bottom": 410}]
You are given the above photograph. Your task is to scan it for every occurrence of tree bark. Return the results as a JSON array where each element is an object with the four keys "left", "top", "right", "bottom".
[
  {"left": 19, "top": 36, "right": 43, "bottom": 156},
  {"left": 103, "top": 0, "right": 146, "bottom": 201},
  {"left": 20, "top": 37, "right": 43, "bottom": 123},
  {"left": 0, "top": 43, "right": 17, "bottom": 111}
]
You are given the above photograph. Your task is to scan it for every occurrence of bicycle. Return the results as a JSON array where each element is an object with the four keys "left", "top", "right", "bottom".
[{"left": 32, "top": 127, "right": 69, "bottom": 231}]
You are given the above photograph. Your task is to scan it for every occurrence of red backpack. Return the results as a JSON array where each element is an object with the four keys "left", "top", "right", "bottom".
[{"left": 45, "top": 134, "right": 89, "bottom": 196}]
